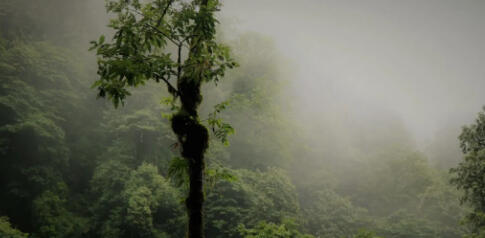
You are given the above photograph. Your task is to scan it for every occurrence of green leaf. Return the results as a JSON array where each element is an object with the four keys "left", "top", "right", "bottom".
[{"left": 99, "top": 35, "right": 105, "bottom": 45}]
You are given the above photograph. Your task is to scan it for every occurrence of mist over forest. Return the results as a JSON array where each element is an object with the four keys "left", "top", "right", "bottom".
[{"left": 1, "top": 0, "right": 485, "bottom": 238}]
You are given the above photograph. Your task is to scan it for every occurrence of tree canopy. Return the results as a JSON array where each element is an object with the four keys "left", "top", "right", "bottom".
[{"left": 0, "top": 1, "right": 481, "bottom": 238}]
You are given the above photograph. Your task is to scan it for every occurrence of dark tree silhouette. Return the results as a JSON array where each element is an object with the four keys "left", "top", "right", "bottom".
[{"left": 90, "top": 1, "right": 236, "bottom": 237}]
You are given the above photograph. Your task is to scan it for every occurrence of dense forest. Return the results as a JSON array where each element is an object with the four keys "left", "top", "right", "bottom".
[{"left": 1, "top": 0, "right": 485, "bottom": 238}]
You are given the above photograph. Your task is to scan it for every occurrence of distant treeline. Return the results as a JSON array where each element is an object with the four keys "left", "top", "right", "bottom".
[{"left": 0, "top": 1, "right": 478, "bottom": 238}]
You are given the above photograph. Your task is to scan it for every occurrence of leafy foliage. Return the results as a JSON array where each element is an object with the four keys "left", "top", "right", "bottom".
[
  {"left": 0, "top": 1, "right": 475, "bottom": 238},
  {"left": 207, "top": 100, "right": 234, "bottom": 145},
  {"left": 353, "top": 230, "right": 382, "bottom": 238},
  {"left": 238, "top": 221, "right": 314, "bottom": 238},
  {"left": 90, "top": 162, "right": 184, "bottom": 238},
  {"left": 0, "top": 217, "right": 28, "bottom": 238},
  {"left": 458, "top": 107, "right": 485, "bottom": 154},
  {"left": 205, "top": 168, "right": 300, "bottom": 237},
  {"left": 90, "top": 0, "right": 237, "bottom": 108},
  {"left": 451, "top": 107, "right": 485, "bottom": 236}
]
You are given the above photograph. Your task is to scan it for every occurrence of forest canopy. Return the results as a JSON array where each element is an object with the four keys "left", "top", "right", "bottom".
[{"left": 0, "top": 0, "right": 484, "bottom": 238}]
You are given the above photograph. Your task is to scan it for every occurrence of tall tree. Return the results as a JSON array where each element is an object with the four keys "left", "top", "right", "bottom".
[
  {"left": 90, "top": 0, "right": 236, "bottom": 237},
  {"left": 451, "top": 106, "right": 485, "bottom": 237}
]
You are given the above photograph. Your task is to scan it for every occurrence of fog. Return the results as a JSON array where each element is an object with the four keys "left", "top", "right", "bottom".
[
  {"left": 1, "top": 0, "right": 484, "bottom": 236},
  {"left": 222, "top": 0, "right": 485, "bottom": 148}
]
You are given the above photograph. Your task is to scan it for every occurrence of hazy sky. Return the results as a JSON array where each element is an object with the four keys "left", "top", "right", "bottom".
[{"left": 221, "top": 0, "right": 485, "bottom": 145}]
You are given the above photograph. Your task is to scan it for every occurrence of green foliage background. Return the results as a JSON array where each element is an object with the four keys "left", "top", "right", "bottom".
[{"left": 0, "top": 0, "right": 476, "bottom": 237}]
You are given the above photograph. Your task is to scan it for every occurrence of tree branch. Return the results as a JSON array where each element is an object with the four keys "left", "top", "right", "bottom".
[
  {"left": 177, "top": 43, "right": 183, "bottom": 81},
  {"left": 146, "top": 23, "right": 181, "bottom": 46},
  {"left": 129, "top": 7, "right": 182, "bottom": 46},
  {"left": 157, "top": 0, "right": 174, "bottom": 27},
  {"left": 155, "top": 74, "right": 179, "bottom": 96}
]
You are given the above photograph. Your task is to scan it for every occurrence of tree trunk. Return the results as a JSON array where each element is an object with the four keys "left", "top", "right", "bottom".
[
  {"left": 171, "top": 102, "right": 208, "bottom": 238},
  {"left": 171, "top": 1, "right": 210, "bottom": 237},
  {"left": 171, "top": 80, "right": 208, "bottom": 238},
  {"left": 186, "top": 153, "right": 205, "bottom": 238}
]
